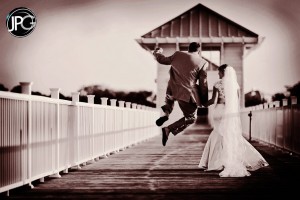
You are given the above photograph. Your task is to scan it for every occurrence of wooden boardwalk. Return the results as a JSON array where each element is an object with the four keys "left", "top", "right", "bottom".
[{"left": 3, "top": 124, "right": 300, "bottom": 199}]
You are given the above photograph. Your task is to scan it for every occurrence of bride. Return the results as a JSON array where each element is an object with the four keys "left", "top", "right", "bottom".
[{"left": 198, "top": 64, "right": 268, "bottom": 177}]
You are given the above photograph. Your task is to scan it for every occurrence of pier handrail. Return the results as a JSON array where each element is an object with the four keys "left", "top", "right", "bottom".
[
  {"left": 0, "top": 83, "right": 159, "bottom": 195},
  {"left": 240, "top": 97, "right": 299, "bottom": 155}
]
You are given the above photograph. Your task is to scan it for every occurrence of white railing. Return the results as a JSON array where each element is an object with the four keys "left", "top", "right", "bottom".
[
  {"left": 0, "top": 83, "right": 159, "bottom": 195},
  {"left": 240, "top": 97, "right": 299, "bottom": 155}
]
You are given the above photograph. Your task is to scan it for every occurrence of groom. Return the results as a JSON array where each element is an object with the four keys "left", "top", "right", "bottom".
[{"left": 153, "top": 42, "right": 208, "bottom": 146}]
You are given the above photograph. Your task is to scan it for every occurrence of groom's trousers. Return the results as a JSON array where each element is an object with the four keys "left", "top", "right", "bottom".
[
  {"left": 161, "top": 85, "right": 174, "bottom": 115},
  {"left": 167, "top": 99, "right": 197, "bottom": 135}
]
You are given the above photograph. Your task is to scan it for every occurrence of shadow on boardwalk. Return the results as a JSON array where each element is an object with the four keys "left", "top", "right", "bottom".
[{"left": 2, "top": 124, "right": 300, "bottom": 199}]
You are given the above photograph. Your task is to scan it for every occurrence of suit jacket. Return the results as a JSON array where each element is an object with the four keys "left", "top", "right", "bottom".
[{"left": 154, "top": 51, "right": 208, "bottom": 106}]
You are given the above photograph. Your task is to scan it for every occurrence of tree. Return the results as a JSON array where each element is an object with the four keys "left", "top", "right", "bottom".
[
  {"left": 271, "top": 93, "right": 286, "bottom": 106},
  {"left": 59, "top": 93, "right": 72, "bottom": 101},
  {"left": 287, "top": 81, "right": 300, "bottom": 104},
  {"left": 78, "top": 85, "right": 156, "bottom": 107},
  {"left": 245, "top": 90, "right": 266, "bottom": 107},
  {"left": 0, "top": 84, "right": 9, "bottom": 91},
  {"left": 10, "top": 85, "right": 48, "bottom": 97}
]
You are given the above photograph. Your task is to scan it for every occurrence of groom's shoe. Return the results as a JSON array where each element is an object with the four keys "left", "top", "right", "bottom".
[
  {"left": 156, "top": 115, "right": 169, "bottom": 126},
  {"left": 162, "top": 127, "right": 170, "bottom": 146}
]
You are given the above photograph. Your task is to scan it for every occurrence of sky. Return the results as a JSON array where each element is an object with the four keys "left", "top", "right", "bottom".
[{"left": 0, "top": 0, "right": 300, "bottom": 97}]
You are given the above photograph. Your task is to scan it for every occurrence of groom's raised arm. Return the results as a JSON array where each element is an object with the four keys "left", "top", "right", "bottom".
[{"left": 153, "top": 48, "right": 174, "bottom": 65}]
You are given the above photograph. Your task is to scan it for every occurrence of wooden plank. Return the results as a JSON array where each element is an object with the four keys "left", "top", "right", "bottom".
[
  {"left": 218, "top": 19, "right": 221, "bottom": 37},
  {"left": 170, "top": 21, "right": 174, "bottom": 37},
  {"left": 189, "top": 11, "right": 193, "bottom": 37},
  {"left": 201, "top": 11, "right": 209, "bottom": 37},
  {"left": 220, "top": 42, "right": 224, "bottom": 64},
  {"left": 210, "top": 14, "right": 219, "bottom": 37},
  {"left": 173, "top": 19, "right": 180, "bottom": 37},
  {"left": 180, "top": 16, "right": 183, "bottom": 37},
  {"left": 199, "top": 9, "right": 202, "bottom": 37},
  {"left": 181, "top": 14, "right": 189, "bottom": 37},
  {"left": 208, "top": 14, "right": 211, "bottom": 37},
  {"left": 191, "top": 9, "right": 199, "bottom": 37}
]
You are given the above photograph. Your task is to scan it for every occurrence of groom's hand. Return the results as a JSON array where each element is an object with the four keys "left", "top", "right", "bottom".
[
  {"left": 153, "top": 47, "right": 163, "bottom": 54},
  {"left": 200, "top": 103, "right": 208, "bottom": 107}
]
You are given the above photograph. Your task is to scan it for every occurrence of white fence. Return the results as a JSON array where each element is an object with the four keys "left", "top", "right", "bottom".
[
  {"left": 0, "top": 84, "right": 159, "bottom": 195},
  {"left": 240, "top": 97, "right": 300, "bottom": 154}
]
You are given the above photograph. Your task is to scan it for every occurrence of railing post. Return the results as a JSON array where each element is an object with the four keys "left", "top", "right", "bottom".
[
  {"left": 259, "top": 104, "right": 264, "bottom": 110},
  {"left": 268, "top": 102, "right": 273, "bottom": 108},
  {"left": 72, "top": 92, "right": 80, "bottom": 105},
  {"left": 110, "top": 99, "right": 117, "bottom": 107},
  {"left": 119, "top": 101, "right": 125, "bottom": 150},
  {"left": 119, "top": 101, "right": 125, "bottom": 108},
  {"left": 20, "top": 82, "right": 33, "bottom": 95},
  {"left": 110, "top": 99, "right": 118, "bottom": 153},
  {"left": 131, "top": 103, "right": 137, "bottom": 144},
  {"left": 248, "top": 111, "right": 252, "bottom": 142},
  {"left": 125, "top": 102, "right": 131, "bottom": 148},
  {"left": 132, "top": 103, "right": 137, "bottom": 109},
  {"left": 101, "top": 97, "right": 108, "bottom": 106},
  {"left": 291, "top": 96, "right": 297, "bottom": 105},
  {"left": 136, "top": 104, "right": 141, "bottom": 142},
  {"left": 49, "top": 88, "right": 61, "bottom": 178},
  {"left": 125, "top": 102, "right": 131, "bottom": 108},
  {"left": 50, "top": 88, "right": 60, "bottom": 99},
  {"left": 71, "top": 92, "right": 81, "bottom": 169},
  {"left": 282, "top": 99, "right": 288, "bottom": 106},
  {"left": 101, "top": 98, "right": 109, "bottom": 157},
  {"left": 87, "top": 95, "right": 95, "bottom": 104},
  {"left": 87, "top": 95, "right": 95, "bottom": 162},
  {"left": 20, "top": 82, "right": 34, "bottom": 188},
  {"left": 273, "top": 101, "right": 280, "bottom": 108}
]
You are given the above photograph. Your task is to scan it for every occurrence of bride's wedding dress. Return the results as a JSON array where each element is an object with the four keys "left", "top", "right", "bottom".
[{"left": 198, "top": 67, "right": 268, "bottom": 177}]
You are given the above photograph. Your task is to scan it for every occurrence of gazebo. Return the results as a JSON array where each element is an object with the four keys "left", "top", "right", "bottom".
[{"left": 136, "top": 3, "right": 263, "bottom": 123}]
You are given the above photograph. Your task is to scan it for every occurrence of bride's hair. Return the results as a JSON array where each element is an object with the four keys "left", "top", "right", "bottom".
[{"left": 218, "top": 64, "right": 228, "bottom": 73}]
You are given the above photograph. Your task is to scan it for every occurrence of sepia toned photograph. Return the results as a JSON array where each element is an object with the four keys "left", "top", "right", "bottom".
[{"left": 0, "top": 0, "right": 300, "bottom": 199}]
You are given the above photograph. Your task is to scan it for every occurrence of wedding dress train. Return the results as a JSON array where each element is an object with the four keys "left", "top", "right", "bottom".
[{"left": 198, "top": 66, "right": 268, "bottom": 177}]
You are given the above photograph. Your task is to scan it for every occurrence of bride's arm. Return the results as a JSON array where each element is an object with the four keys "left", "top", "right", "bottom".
[{"left": 204, "top": 86, "right": 218, "bottom": 107}]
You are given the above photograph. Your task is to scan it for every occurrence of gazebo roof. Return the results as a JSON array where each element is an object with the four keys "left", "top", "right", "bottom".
[{"left": 137, "top": 3, "right": 260, "bottom": 45}]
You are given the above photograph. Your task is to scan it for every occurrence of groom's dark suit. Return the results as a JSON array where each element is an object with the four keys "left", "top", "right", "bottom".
[{"left": 154, "top": 50, "right": 208, "bottom": 135}]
